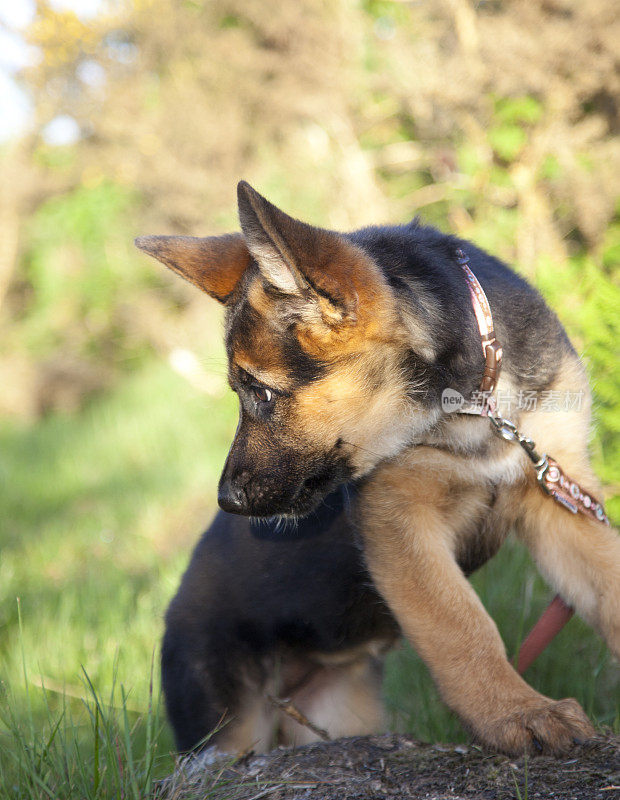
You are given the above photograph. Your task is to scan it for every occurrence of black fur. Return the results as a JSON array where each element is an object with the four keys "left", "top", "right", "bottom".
[
  {"left": 162, "top": 485, "right": 398, "bottom": 751},
  {"left": 347, "top": 222, "right": 573, "bottom": 403}
]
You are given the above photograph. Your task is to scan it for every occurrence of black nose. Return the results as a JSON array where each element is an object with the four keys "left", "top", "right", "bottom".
[{"left": 218, "top": 479, "right": 249, "bottom": 515}]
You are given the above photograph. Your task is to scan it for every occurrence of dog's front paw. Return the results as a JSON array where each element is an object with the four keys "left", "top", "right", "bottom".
[{"left": 479, "top": 698, "right": 596, "bottom": 757}]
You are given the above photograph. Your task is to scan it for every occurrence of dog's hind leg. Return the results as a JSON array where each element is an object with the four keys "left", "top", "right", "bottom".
[
  {"left": 161, "top": 623, "right": 278, "bottom": 754},
  {"left": 512, "top": 353, "right": 620, "bottom": 660},
  {"left": 277, "top": 646, "right": 390, "bottom": 747},
  {"left": 163, "top": 625, "right": 291, "bottom": 755},
  {"left": 162, "top": 639, "right": 389, "bottom": 756},
  {"left": 515, "top": 474, "right": 620, "bottom": 662},
  {"left": 214, "top": 681, "right": 277, "bottom": 755}
]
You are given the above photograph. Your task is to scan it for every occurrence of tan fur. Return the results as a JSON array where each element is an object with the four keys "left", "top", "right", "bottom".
[
  {"left": 279, "top": 656, "right": 388, "bottom": 747},
  {"left": 217, "top": 687, "right": 276, "bottom": 755},
  {"left": 516, "top": 485, "right": 620, "bottom": 659},
  {"left": 218, "top": 645, "right": 390, "bottom": 753},
  {"left": 292, "top": 349, "right": 432, "bottom": 477},
  {"left": 135, "top": 232, "right": 250, "bottom": 301},
  {"left": 358, "top": 447, "right": 599, "bottom": 755}
]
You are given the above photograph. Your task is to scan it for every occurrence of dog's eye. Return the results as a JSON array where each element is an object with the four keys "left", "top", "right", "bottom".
[{"left": 251, "top": 386, "right": 273, "bottom": 404}]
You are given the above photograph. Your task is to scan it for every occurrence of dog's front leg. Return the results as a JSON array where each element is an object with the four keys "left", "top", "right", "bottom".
[
  {"left": 516, "top": 475, "right": 620, "bottom": 663},
  {"left": 358, "top": 452, "right": 595, "bottom": 756}
]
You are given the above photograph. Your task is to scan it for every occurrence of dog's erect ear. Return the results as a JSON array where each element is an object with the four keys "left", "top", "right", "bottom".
[
  {"left": 237, "top": 181, "right": 364, "bottom": 322},
  {"left": 134, "top": 233, "right": 251, "bottom": 303}
]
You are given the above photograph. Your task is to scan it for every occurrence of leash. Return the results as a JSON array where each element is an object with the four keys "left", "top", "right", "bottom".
[{"left": 454, "top": 249, "right": 611, "bottom": 674}]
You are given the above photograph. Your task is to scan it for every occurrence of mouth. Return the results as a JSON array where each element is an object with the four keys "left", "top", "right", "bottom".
[
  {"left": 279, "top": 461, "right": 353, "bottom": 517},
  {"left": 219, "top": 456, "right": 353, "bottom": 519}
]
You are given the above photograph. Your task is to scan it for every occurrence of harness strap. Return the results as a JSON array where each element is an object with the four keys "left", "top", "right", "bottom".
[
  {"left": 539, "top": 457, "right": 609, "bottom": 526},
  {"left": 454, "top": 248, "right": 611, "bottom": 673}
]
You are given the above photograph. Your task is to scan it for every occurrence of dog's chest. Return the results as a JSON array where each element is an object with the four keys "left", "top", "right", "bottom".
[{"left": 419, "top": 414, "right": 527, "bottom": 487}]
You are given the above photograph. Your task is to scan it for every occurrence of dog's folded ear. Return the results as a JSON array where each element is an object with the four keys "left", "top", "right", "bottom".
[
  {"left": 134, "top": 233, "right": 251, "bottom": 303},
  {"left": 237, "top": 181, "right": 380, "bottom": 325}
]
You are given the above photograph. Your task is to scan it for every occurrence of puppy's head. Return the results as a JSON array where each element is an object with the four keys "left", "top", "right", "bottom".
[{"left": 136, "top": 182, "right": 431, "bottom": 517}]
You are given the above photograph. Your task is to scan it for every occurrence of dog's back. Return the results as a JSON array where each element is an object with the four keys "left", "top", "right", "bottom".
[{"left": 348, "top": 221, "right": 574, "bottom": 403}]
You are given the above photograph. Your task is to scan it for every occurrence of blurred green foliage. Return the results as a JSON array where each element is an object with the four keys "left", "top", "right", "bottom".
[{"left": 22, "top": 183, "right": 143, "bottom": 357}]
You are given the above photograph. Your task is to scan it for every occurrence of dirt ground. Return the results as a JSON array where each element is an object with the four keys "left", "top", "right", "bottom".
[{"left": 160, "top": 732, "right": 620, "bottom": 800}]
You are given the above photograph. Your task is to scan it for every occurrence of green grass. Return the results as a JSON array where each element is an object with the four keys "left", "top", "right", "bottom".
[
  {"left": 1, "top": 630, "right": 165, "bottom": 800},
  {"left": 0, "top": 356, "right": 618, "bottom": 797},
  {"left": 0, "top": 356, "right": 238, "bottom": 796}
]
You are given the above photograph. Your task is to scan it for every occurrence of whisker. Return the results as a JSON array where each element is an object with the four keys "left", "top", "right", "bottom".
[{"left": 340, "top": 439, "right": 385, "bottom": 460}]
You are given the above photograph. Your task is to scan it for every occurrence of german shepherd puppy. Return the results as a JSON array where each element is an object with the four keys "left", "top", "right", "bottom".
[{"left": 136, "top": 182, "right": 620, "bottom": 758}]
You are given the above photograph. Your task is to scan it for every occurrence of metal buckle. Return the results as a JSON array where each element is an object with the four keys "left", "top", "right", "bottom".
[
  {"left": 489, "top": 412, "right": 547, "bottom": 466},
  {"left": 535, "top": 456, "right": 552, "bottom": 494},
  {"left": 518, "top": 436, "right": 545, "bottom": 467},
  {"left": 488, "top": 413, "right": 518, "bottom": 442}
]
